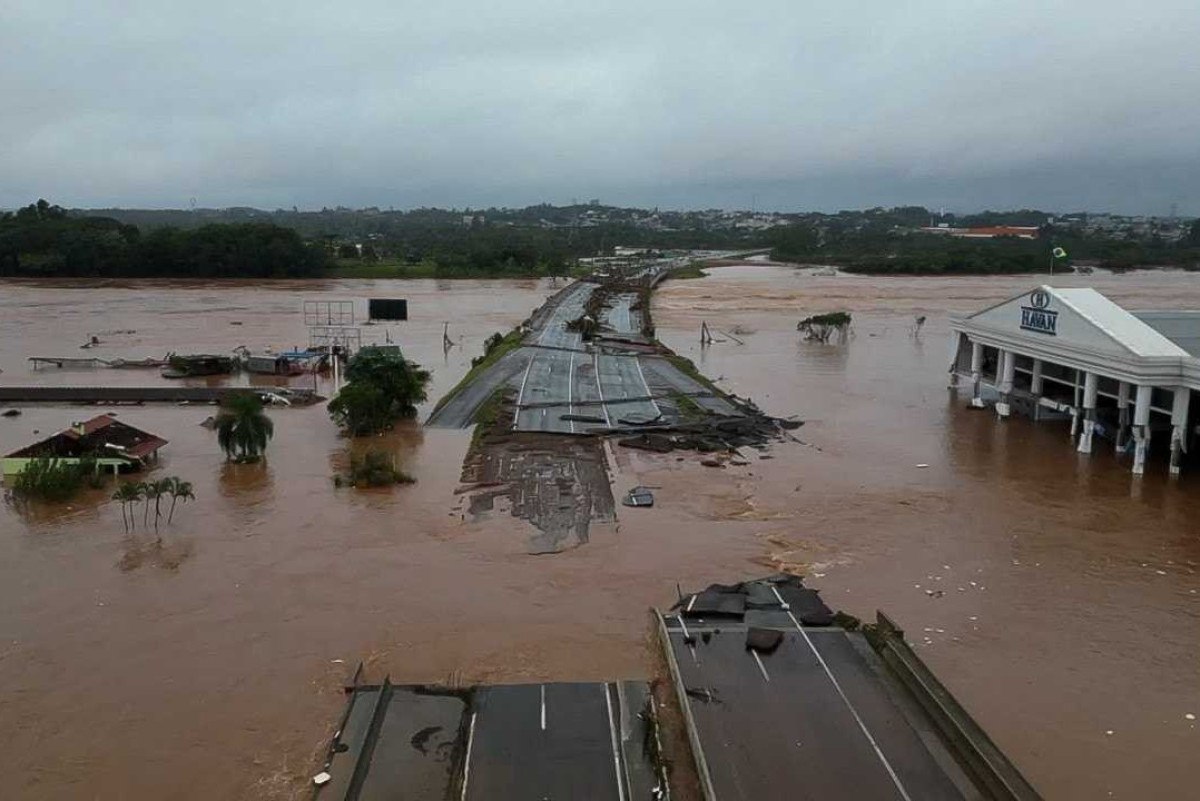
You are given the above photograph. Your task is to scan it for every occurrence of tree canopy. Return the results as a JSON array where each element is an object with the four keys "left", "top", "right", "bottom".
[
  {"left": 0, "top": 200, "right": 329, "bottom": 277},
  {"left": 215, "top": 394, "right": 275, "bottom": 462},
  {"left": 329, "top": 347, "right": 431, "bottom": 435}
]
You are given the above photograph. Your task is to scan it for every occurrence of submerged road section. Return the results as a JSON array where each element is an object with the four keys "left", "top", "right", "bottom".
[
  {"left": 427, "top": 259, "right": 741, "bottom": 433},
  {"left": 428, "top": 257, "right": 794, "bottom": 552}
]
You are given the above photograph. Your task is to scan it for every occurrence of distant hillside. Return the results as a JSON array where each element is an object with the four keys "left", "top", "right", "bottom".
[{"left": 1, "top": 200, "right": 329, "bottom": 278}]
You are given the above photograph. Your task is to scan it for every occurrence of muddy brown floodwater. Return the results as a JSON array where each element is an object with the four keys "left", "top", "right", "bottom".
[{"left": 1, "top": 269, "right": 1198, "bottom": 800}]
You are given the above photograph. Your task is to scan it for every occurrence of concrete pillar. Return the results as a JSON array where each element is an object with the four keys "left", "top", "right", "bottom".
[
  {"left": 1077, "top": 372, "right": 1099, "bottom": 454},
  {"left": 1030, "top": 359, "right": 1044, "bottom": 421},
  {"left": 1070, "top": 370, "right": 1082, "bottom": 438},
  {"left": 1115, "top": 382, "right": 1131, "bottom": 453},
  {"left": 996, "top": 350, "right": 1016, "bottom": 418},
  {"left": 949, "top": 333, "right": 962, "bottom": 388},
  {"left": 1132, "top": 384, "right": 1152, "bottom": 476},
  {"left": 1170, "top": 388, "right": 1191, "bottom": 476},
  {"left": 969, "top": 341, "right": 984, "bottom": 408}
]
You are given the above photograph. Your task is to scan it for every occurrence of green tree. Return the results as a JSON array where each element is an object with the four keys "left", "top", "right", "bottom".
[
  {"left": 167, "top": 478, "right": 195, "bottom": 523},
  {"left": 328, "top": 381, "right": 393, "bottom": 436},
  {"left": 137, "top": 481, "right": 153, "bottom": 527},
  {"left": 329, "top": 347, "right": 432, "bottom": 435},
  {"left": 1187, "top": 218, "right": 1200, "bottom": 247},
  {"left": 215, "top": 394, "right": 274, "bottom": 462},
  {"left": 149, "top": 477, "right": 174, "bottom": 532},
  {"left": 9, "top": 457, "right": 87, "bottom": 502},
  {"left": 112, "top": 481, "right": 142, "bottom": 531}
]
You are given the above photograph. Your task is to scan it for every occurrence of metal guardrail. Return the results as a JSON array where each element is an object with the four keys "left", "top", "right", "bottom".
[
  {"left": 654, "top": 610, "right": 718, "bottom": 801},
  {"left": 865, "top": 612, "right": 1042, "bottom": 801}
]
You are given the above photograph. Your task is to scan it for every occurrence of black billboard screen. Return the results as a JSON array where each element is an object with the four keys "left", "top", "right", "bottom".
[{"left": 368, "top": 298, "right": 408, "bottom": 321}]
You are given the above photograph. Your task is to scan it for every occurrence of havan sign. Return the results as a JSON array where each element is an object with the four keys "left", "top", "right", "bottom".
[{"left": 1020, "top": 290, "right": 1057, "bottom": 335}]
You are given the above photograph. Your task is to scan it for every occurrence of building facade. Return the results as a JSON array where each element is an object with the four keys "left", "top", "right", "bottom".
[{"left": 949, "top": 286, "right": 1200, "bottom": 475}]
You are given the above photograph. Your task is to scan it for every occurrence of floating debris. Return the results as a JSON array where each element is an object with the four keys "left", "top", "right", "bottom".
[{"left": 623, "top": 486, "right": 655, "bottom": 507}]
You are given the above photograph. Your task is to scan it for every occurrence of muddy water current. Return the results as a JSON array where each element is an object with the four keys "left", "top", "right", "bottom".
[{"left": 1, "top": 269, "right": 1198, "bottom": 799}]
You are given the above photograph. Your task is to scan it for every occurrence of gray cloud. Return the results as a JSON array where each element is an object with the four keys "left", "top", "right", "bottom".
[{"left": 2, "top": 1, "right": 1198, "bottom": 213}]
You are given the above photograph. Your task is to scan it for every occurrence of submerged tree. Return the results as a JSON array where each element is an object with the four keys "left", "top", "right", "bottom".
[
  {"left": 9, "top": 457, "right": 89, "bottom": 502},
  {"left": 215, "top": 394, "right": 274, "bottom": 462},
  {"left": 334, "top": 449, "right": 416, "bottom": 488},
  {"left": 112, "top": 481, "right": 142, "bottom": 531},
  {"left": 167, "top": 478, "right": 195, "bottom": 523},
  {"left": 149, "top": 477, "right": 175, "bottom": 532},
  {"left": 328, "top": 347, "right": 431, "bottom": 435},
  {"left": 138, "top": 481, "right": 154, "bottom": 527},
  {"left": 797, "top": 311, "right": 853, "bottom": 344}
]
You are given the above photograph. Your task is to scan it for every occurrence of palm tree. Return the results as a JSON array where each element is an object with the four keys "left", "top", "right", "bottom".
[
  {"left": 167, "top": 478, "right": 195, "bottom": 523},
  {"left": 150, "top": 477, "right": 174, "bottom": 531},
  {"left": 111, "top": 482, "right": 141, "bottom": 531},
  {"left": 138, "top": 481, "right": 153, "bottom": 527},
  {"left": 215, "top": 394, "right": 274, "bottom": 462}
]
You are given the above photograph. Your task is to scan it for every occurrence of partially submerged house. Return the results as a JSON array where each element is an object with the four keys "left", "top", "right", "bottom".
[
  {"left": 2, "top": 415, "right": 168, "bottom": 476},
  {"left": 950, "top": 285, "right": 1200, "bottom": 475}
]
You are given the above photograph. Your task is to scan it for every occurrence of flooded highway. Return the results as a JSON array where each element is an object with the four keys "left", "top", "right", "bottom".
[{"left": 1, "top": 268, "right": 1198, "bottom": 799}]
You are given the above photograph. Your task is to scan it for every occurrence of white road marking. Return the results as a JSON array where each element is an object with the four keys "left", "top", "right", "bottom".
[
  {"left": 460, "top": 711, "right": 477, "bottom": 801},
  {"left": 540, "top": 684, "right": 547, "bottom": 730},
  {"left": 594, "top": 352, "right": 613, "bottom": 427},
  {"left": 686, "top": 594, "right": 697, "bottom": 613},
  {"left": 568, "top": 351, "right": 576, "bottom": 434},
  {"left": 513, "top": 353, "right": 536, "bottom": 430},
  {"left": 674, "top": 614, "right": 699, "bottom": 664},
  {"left": 786, "top": 611, "right": 913, "bottom": 801},
  {"left": 604, "top": 684, "right": 629, "bottom": 801},
  {"left": 751, "top": 649, "right": 771, "bottom": 682},
  {"left": 634, "top": 356, "right": 661, "bottom": 417},
  {"left": 769, "top": 585, "right": 791, "bottom": 610}
]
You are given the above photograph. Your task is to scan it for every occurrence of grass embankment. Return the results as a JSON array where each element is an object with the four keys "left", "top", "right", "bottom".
[
  {"left": 664, "top": 353, "right": 723, "bottom": 396},
  {"left": 663, "top": 262, "right": 709, "bottom": 280},
  {"left": 470, "top": 389, "right": 508, "bottom": 446},
  {"left": 669, "top": 391, "right": 708, "bottom": 422},
  {"left": 430, "top": 328, "right": 526, "bottom": 416}
]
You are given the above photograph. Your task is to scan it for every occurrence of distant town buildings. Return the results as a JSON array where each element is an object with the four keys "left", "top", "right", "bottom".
[{"left": 920, "top": 225, "right": 1040, "bottom": 239}]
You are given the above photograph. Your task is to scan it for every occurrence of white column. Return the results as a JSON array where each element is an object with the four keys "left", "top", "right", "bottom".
[
  {"left": 1070, "top": 370, "right": 1082, "bottom": 438},
  {"left": 996, "top": 350, "right": 1016, "bottom": 418},
  {"left": 1132, "top": 384, "right": 1152, "bottom": 476},
  {"left": 1077, "top": 372, "right": 1099, "bottom": 454},
  {"left": 1170, "top": 388, "right": 1191, "bottom": 476},
  {"left": 969, "top": 341, "right": 984, "bottom": 408},
  {"left": 948, "top": 332, "right": 962, "bottom": 388},
  {"left": 1030, "top": 359, "right": 1044, "bottom": 421},
  {"left": 1115, "top": 382, "right": 1131, "bottom": 453}
]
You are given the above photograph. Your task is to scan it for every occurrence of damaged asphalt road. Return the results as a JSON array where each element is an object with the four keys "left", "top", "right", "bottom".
[{"left": 429, "top": 260, "right": 801, "bottom": 551}]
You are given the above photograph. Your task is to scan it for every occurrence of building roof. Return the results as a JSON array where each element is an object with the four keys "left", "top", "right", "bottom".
[
  {"left": 6, "top": 415, "right": 168, "bottom": 460},
  {"left": 1051, "top": 288, "right": 1190, "bottom": 358},
  {"left": 1131, "top": 311, "right": 1200, "bottom": 358}
]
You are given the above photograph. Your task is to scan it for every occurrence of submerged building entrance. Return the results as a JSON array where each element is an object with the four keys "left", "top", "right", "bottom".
[{"left": 949, "top": 286, "right": 1200, "bottom": 475}]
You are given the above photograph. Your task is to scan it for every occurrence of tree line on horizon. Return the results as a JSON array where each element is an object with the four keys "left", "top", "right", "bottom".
[
  {"left": 0, "top": 199, "right": 329, "bottom": 278},
  {"left": 4, "top": 198, "right": 1199, "bottom": 278}
]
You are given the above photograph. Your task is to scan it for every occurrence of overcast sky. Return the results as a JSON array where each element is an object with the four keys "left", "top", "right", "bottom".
[{"left": 3, "top": 1, "right": 1198, "bottom": 214}]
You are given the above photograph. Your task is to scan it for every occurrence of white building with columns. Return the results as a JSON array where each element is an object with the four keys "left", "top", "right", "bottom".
[{"left": 949, "top": 286, "right": 1200, "bottom": 476}]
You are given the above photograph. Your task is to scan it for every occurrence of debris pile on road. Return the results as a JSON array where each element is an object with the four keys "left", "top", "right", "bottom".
[{"left": 616, "top": 408, "right": 803, "bottom": 454}]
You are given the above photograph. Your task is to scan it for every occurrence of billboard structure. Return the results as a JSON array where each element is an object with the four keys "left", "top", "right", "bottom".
[
  {"left": 368, "top": 298, "right": 408, "bottom": 321},
  {"left": 304, "top": 300, "right": 355, "bottom": 327}
]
